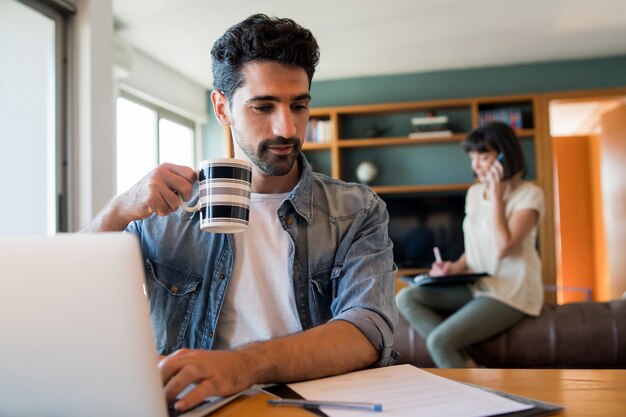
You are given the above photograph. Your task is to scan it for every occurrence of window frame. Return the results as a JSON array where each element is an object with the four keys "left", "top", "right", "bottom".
[{"left": 18, "top": 0, "right": 71, "bottom": 232}]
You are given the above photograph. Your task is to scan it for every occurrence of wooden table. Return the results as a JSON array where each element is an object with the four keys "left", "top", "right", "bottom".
[{"left": 210, "top": 368, "right": 626, "bottom": 417}]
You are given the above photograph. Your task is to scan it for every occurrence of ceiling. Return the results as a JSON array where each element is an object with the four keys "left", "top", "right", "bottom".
[{"left": 113, "top": 0, "right": 626, "bottom": 89}]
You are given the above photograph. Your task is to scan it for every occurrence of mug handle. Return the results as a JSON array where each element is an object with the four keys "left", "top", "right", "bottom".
[
  {"left": 178, "top": 168, "right": 201, "bottom": 212},
  {"left": 178, "top": 194, "right": 201, "bottom": 213}
]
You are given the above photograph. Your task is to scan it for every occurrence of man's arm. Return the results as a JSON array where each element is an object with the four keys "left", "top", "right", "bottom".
[
  {"left": 159, "top": 320, "right": 378, "bottom": 413},
  {"left": 81, "top": 163, "right": 196, "bottom": 232}
]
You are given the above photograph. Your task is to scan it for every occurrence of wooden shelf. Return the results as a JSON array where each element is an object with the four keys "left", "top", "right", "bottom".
[
  {"left": 338, "top": 133, "right": 467, "bottom": 147},
  {"left": 313, "top": 97, "right": 475, "bottom": 115},
  {"left": 515, "top": 128, "right": 535, "bottom": 137},
  {"left": 302, "top": 142, "right": 332, "bottom": 151},
  {"left": 371, "top": 183, "right": 471, "bottom": 195}
]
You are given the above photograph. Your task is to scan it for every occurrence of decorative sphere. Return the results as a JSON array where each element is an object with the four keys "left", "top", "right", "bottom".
[{"left": 356, "top": 161, "right": 378, "bottom": 184}]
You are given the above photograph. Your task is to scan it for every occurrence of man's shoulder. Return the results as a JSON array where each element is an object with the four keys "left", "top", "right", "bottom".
[
  {"left": 310, "top": 172, "right": 383, "bottom": 211},
  {"left": 312, "top": 172, "right": 376, "bottom": 195}
]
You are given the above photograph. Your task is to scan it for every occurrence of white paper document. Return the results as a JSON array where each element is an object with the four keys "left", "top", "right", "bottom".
[{"left": 287, "top": 364, "right": 533, "bottom": 417}]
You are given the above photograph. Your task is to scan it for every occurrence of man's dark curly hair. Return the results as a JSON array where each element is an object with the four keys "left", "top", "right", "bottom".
[{"left": 211, "top": 14, "right": 320, "bottom": 101}]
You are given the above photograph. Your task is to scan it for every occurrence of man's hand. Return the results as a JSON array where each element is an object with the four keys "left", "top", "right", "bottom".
[
  {"left": 82, "top": 163, "right": 196, "bottom": 232},
  {"left": 159, "top": 349, "right": 254, "bottom": 413},
  {"left": 158, "top": 321, "right": 379, "bottom": 413},
  {"left": 117, "top": 163, "right": 197, "bottom": 221}
]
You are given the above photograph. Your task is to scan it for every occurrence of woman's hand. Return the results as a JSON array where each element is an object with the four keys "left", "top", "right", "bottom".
[
  {"left": 429, "top": 261, "right": 454, "bottom": 276},
  {"left": 485, "top": 159, "right": 505, "bottom": 201},
  {"left": 429, "top": 253, "right": 468, "bottom": 276}
]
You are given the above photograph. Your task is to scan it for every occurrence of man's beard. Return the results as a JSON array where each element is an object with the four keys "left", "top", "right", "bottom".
[{"left": 234, "top": 132, "right": 301, "bottom": 176}]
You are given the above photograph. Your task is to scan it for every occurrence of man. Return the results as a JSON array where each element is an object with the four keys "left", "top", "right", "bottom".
[{"left": 84, "top": 14, "right": 397, "bottom": 412}]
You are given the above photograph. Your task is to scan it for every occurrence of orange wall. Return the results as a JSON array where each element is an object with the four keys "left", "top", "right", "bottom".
[
  {"left": 553, "top": 136, "right": 595, "bottom": 302},
  {"left": 600, "top": 104, "right": 626, "bottom": 299},
  {"left": 589, "top": 135, "right": 610, "bottom": 300}
]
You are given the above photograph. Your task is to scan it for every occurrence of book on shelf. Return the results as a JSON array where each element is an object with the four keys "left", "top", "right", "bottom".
[
  {"left": 479, "top": 108, "right": 524, "bottom": 129},
  {"left": 305, "top": 119, "right": 332, "bottom": 144},
  {"left": 410, "top": 113, "right": 451, "bottom": 138},
  {"left": 408, "top": 130, "right": 453, "bottom": 139},
  {"left": 411, "top": 115, "right": 449, "bottom": 126}
]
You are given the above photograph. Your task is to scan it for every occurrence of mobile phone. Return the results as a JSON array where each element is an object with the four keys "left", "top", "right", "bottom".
[{"left": 496, "top": 152, "right": 504, "bottom": 179}]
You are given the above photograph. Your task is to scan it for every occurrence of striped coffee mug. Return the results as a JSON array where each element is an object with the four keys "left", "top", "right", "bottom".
[{"left": 179, "top": 158, "right": 252, "bottom": 233}]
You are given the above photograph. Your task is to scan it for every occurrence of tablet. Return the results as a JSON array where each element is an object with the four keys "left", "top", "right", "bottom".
[{"left": 401, "top": 272, "right": 490, "bottom": 287}]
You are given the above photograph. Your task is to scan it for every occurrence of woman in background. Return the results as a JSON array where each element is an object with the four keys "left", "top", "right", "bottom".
[{"left": 395, "top": 121, "right": 545, "bottom": 368}]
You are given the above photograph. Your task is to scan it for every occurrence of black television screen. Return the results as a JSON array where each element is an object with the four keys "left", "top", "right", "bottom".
[{"left": 381, "top": 193, "right": 466, "bottom": 269}]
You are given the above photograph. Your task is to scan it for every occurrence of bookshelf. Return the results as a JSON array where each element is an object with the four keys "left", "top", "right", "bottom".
[
  {"left": 223, "top": 94, "right": 549, "bottom": 279},
  {"left": 298, "top": 96, "right": 538, "bottom": 185}
]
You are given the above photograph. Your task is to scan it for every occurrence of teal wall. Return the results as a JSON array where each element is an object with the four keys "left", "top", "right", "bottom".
[
  {"left": 203, "top": 95, "right": 224, "bottom": 159},
  {"left": 311, "top": 54, "right": 626, "bottom": 107},
  {"left": 204, "top": 54, "right": 626, "bottom": 158}
]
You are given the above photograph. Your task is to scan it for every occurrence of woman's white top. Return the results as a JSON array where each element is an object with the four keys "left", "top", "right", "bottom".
[{"left": 464, "top": 181, "right": 545, "bottom": 316}]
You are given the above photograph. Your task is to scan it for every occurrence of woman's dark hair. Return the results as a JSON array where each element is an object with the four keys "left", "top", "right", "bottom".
[
  {"left": 461, "top": 121, "right": 526, "bottom": 180},
  {"left": 211, "top": 14, "right": 320, "bottom": 101}
]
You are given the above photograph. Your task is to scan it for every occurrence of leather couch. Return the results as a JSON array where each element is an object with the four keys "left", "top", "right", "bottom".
[{"left": 393, "top": 298, "right": 626, "bottom": 368}]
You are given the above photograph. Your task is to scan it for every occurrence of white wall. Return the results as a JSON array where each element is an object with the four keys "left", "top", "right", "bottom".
[
  {"left": 118, "top": 46, "right": 208, "bottom": 124},
  {"left": 117, "top": 45, "right": 209, "bottom": 168},
  {"left": 70, "top": 0, "right": 115, "bottom": 231}
]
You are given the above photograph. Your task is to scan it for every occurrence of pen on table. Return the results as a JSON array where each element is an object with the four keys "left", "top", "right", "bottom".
[
  {"left": 267, "top": 398, "right": 383, "bottom": 412},
  {"left": 433, "top": 246, "right": 443, "bottom": 264}
]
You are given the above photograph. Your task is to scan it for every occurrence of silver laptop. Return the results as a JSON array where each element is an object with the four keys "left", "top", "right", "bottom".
[{"left": 0, "top": 233, "right": 240, "bottom": 417}]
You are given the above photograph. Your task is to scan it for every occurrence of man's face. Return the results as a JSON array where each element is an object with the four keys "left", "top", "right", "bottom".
[{"left": 226, "top": 61, "right": 311, "bottom": 176}]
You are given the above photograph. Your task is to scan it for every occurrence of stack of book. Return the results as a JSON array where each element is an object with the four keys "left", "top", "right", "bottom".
[
  {"left": 305, "top": 119, "right": 332, "bottom": 143},
  {"left": 479, "top": 108, "right": 524, "bottom": 129},
  {"left": 409, "top": 114, "right": 453, "bottom": 139}
]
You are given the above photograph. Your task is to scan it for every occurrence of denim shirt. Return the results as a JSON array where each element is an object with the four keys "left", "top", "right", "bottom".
[{"left": 126, "top": 154, "right": 399, "bottom": 366}]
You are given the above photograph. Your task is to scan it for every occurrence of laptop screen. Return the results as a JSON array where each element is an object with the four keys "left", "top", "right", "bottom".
[{"left": 0, "top": 233, "right": 169, "bottom": 417}]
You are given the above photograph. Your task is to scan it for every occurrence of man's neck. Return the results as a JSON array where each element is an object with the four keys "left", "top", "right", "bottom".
[{"left": 251, "top": 163, "right": 301, "bottom": 194}]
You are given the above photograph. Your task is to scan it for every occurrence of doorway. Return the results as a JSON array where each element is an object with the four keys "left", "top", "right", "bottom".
[{"left": 549, "top": 94, "right": 626, "bottom": 302}]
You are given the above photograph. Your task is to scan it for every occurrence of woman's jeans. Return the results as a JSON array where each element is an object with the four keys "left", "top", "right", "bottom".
[{"left": 396, "top": 284, "right": 525, "bottom": 368}]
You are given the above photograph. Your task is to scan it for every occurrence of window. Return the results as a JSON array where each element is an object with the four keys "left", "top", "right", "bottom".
[
  {"left": 116, "top": 94, "right": 196, "bottom": 194},
  {"left": 0, "top": 0, "right": 68, "bottom": 235}
]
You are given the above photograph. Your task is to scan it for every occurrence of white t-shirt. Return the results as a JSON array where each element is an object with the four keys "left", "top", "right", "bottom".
[
  {"left": 213, "top": 192, "right": 302, "bottom": 349},
  {"left": 464, "top": 181, "right": 545, "bottom": 316}
]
